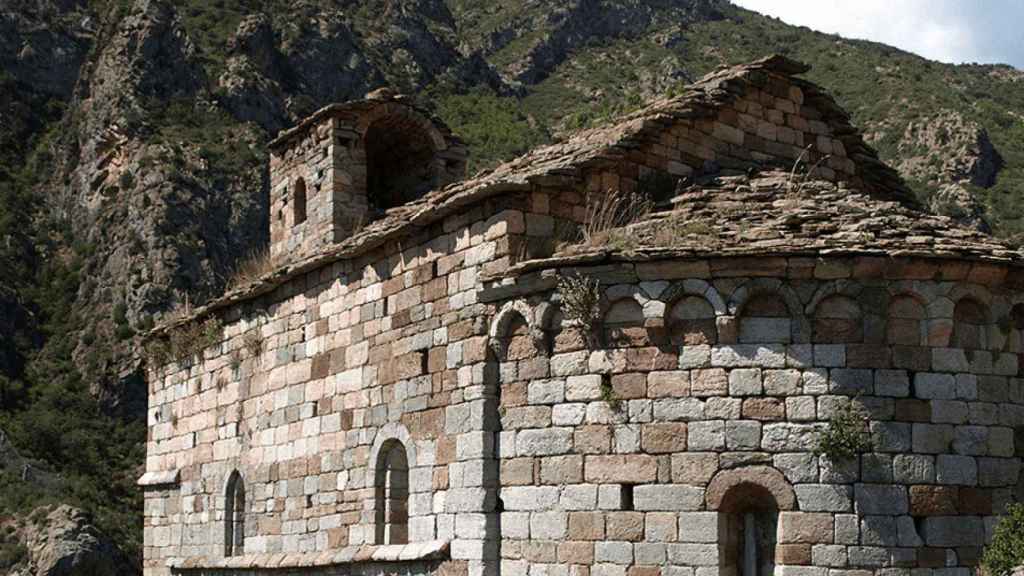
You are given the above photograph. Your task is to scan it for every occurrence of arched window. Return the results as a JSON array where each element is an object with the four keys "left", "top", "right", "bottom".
[
  {"left": 293, "top": 177, "right": 307, "bottom": 225},
  {"left": 225, "top": 470, "right": 245, "bottom": 557},
  {"left": 739, "top": 293, "right": 791, "bottom": 344},
  {"left": 707, "top": 467, "right": 794, "bottom": 576},
  {"left": 668, "top": 295, "right": 717, "bottom": 345},
  {"left": 603, "top": 298, "right": 648, "bottom": 348},
  {"left": 813, "top": 295, "right": 863, "bottom": 343},
  {"left": 365, "top": 116, "right": 438, "bottom": 212},
  {"left": 952, "top": 298, "right": 990, "bottom": 349},
  {"left": 887, "top": 295, "right": 926, "bottom": 345},
  {"left": 374, "top": 439, "right": 409, "bottom": 545},
  {"left": 719, "top": 483, "right": 779, "bottom": 576}
]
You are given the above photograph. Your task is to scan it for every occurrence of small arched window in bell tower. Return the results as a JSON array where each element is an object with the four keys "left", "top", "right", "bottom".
[{"left": 293, "top": 177, "right": 307, "bottom": 225}]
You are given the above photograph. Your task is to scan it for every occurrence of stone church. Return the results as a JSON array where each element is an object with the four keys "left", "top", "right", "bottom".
[{"left": 139, "top": 56, "right": 1024, "bottom": 576}]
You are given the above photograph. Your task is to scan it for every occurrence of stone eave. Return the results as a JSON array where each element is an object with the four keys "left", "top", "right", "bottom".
[
  {"left": 478, "top": 247, "right": 1024, "bottom": 302},
  {"left": 137, "top": 469, "right": 181, "bottom": 488},
  {"left": 169, "top": 540, "right": 449, "bottom": 572}
]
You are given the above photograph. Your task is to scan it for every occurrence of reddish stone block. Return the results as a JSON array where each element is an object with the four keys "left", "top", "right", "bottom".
[
  {"left": 775, "top": 544, "right": 812, "bottom": 565},
  {"left": 641, "top": 423, "right": 688, "bottom": 453},
  {"left": 958, "top": 488, "right": 992, "bottom": 515},
  {"left": 568, "top": 511, "right": 605, "bottom": 541},
  {"left": 909, "top": 485, "right": 959, "bottom": 516},
  {"left": 742, "top": 397, "right": 786, "bottom": 421},
  {"left": 894, "top": 399, "right": 931, "bottom": 422}
]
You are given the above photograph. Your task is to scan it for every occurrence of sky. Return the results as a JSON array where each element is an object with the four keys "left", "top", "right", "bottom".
[{"left": 732, "top": 1, "right": 1024, "bottom": 69}]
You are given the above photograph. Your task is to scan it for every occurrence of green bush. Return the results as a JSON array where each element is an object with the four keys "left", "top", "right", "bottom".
[
  {"left": 815, "top": 400, "right": 873, "bottom": 461},
  {"left": 983, "top": 503, "right": 1024, "bottom": 576}
]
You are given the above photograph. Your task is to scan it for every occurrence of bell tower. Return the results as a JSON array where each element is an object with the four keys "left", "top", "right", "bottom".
[{"left": 267, "top": 93, "right": 467, "bottom": 260}]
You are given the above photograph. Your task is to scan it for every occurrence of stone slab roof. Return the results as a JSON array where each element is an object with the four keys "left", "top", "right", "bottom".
[
  {"left": 169, "top": 539, "right": 449, "bottom": 572},
  {"left": 494, "top": 170, "right": 1023, "bottom": 280},
  {"left": 151, "top": 55, "right": 1016, "bottom": 335}
]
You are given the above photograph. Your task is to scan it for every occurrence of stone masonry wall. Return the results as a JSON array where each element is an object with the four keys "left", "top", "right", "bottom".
[
  {"left": 142, "top": 186, "right": 577, "bottom": 576},
  {"left": 483, "top": 255, "right": 1024, "bottom": 576}
]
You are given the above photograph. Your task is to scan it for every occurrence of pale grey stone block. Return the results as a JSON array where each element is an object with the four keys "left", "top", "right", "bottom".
[
  {"left": 677, "top": 512, "right": 719, "bottom": 543},
  {"left": 595, "top": 541, "right": 633, "bottom": 564},
  {"left": 953, "top": 425, "right": 989, "bottom": 455},
  {"left": 978, "top": 457, "right": 1021, "bottom": 487},
  {"left": 560, "top": 484, "right": 598, "bottom": 510},
  {"left": 830, "top": 369, "right": 873, "bottom": 395},
  {"left": 802, "top": 368, "right": 830, "bottom": 395},
  {"left": 550, "top": 351, "right": 589, "bottom": 376},
  {"left": 705, "top": 396, "right": 743, "bottom": 420},
  {"left": 500, "top": 486, "right": 560, "bottom": 511},
  {"left": 936, "top": 454, "right": 978, "bottom": 485},
  {"left": 814, "top": 345, "right": 845, "bottom": 368},
  {"left": 516, "top": 428, "right": 573, "bottom": 456},
  {"left": 762, "top": 422, "right": 824, "bottom": 452},
  {"left": 711, "top": 344, "right": 786, "bottom": 368},
  {"left": 861, "top": 453, "right": 893, "bottom": 483},
  {"left": 896, "top": 516, "right": 923, "bottom": 547},
  {"left": 955, "top": 374, "right": 978, "bottom": 400},
  {"left": 932, "top": 348, "right": 969, "bottom": 373},
  {"left": 729, "top": 368, "right": 763, "bottom": 396},
  {"left": 794, "top": 484, "right": 853, "bottom": 512},
  {"left": 528, "top": 379, "right": 565, "bottom": 405},
  {"left": 811, "top": 544, "right": 847, "bottom": 567},
  {"left": 860, "top": 515, "right": 897, "bottom": 546},
  {"left": 915, "top": 373, "right": 957, "bottom": 400},
  {"left": 725, "top": 420, "right": 762, "bottom": 450},
  {"left": 688, "top": 420, "right": 726, "bottom": 451},
  {"left": 566, "top": 375, "right": 603, "bottom": 401},
  {"left": 847, "top": 546, "right": 890, "bottom": 567},
  {"left": 893, "top": 454, "right": 935, "bottom": 484},
  {"left": 854, "top": 484, "right": 907, "bottom": 515},
  {"left": 634, "top": 542, "right": 667, "bottom": 564},
  {"left": 530, "top": 511, "right": 567, "bottom": 540},
  {"left": 911, "top": 423, "right": 953, "bottom": 454},
  {"left": 552, "top": 403, "right": 587, "bottom": 426},
  {"left": 834, "top": 514, "right": 859, "bottom": 545},
  {"left": 787, "top": 396, "right": 817, "bottom": 421},
  {"left": 920, "top": 516, "right": 984, "bottom": 547},
  {"left": 786, "top": 344, "right": 813, "bottom": 368},
  {"left": 987, "top": 427, "right": 1015, "bottom": 457},
  {"left": 634, "top": 485, "right": 705, "bottom": 511},
  {"left": 680, "top": 345, "right": 711, "bottom": 369},
  {"left": 653, "top": 398, "right": 706, "bottom": 422},
  {"left": 874, "top": 370, "right": 910, "bottom": 397},
  {"left": 820, "top": 456, "right": 859, "bottom": 484},
  {"left": 598, "top": 484, "right": 623, "bottom": 510},
  {"left": 774, "top": 453, "right": 819, "bottom": 484},
  {"left": 765, "top": 369, "right": 802, "bottom": 395},
  {"left": 932, "top": 401, "right": 969, "bottom": 425},
  {"left": 667, "top": 543, "right": 720, "bottom": 566}
]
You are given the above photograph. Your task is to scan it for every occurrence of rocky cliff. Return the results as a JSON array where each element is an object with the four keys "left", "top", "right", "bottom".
[{"left": 2, "top": 0, "right": 1024, "bottom": 564}]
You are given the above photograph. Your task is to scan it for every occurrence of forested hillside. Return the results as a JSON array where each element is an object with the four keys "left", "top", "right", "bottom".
[{"left": 1, "top": 0, "right": 1022, "bottom": 569}]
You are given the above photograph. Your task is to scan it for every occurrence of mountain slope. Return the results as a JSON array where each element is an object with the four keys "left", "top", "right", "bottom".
[{"left": 1, "top": 0, "right": 1022, "bottom": 563}]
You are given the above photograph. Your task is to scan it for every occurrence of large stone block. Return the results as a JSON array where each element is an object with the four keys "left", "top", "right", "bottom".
[
  {"left": 778, "top": 512, "right": 834, "bottom": 544},
  {"left": 633, "top": 484, "right": 705, "bottom": 511},
  {"left": 641, "top": 422, "right": 688, "bottom": 453},
  {"left": 584, "top": 455, "right": 658, "bottom": 484},
  {"left": 920, "top": 516, "right": 984, "bottom": 547},
  {"left": 794, "top": 484, "right": 853, "bottom": 512},
  {"left": 854, "top": 484, "right": 908, "bottom": 515},
  {"left": 517, "top": 428, "right": 574, "bottom": 456}
]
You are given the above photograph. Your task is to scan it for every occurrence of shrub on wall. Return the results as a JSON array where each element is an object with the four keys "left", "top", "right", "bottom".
[
  {"left": 983, "top": 503, "right": 1024, "bottom": 576},
  {"left": 815, "top": 400, "right": 873, "bottom": 462}
]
